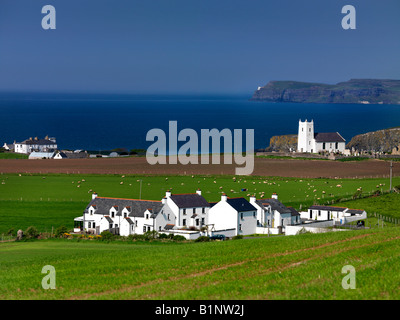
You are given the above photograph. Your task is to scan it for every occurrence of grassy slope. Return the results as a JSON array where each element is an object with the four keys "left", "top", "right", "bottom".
[
  {"left": 0, "top": 173, "right": 398, "bottom": 234},
  {"left": 1, "top": 227, "right": 399, "bottom": 299}
]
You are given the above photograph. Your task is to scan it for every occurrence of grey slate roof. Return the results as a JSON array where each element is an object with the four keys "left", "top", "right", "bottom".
[
  {"left": 170, "top": 194, "right": 210, "bottom": 208},
  {"left": 85, "top": 197, "right": 163, "bottom": 218},
  {"left": 314, "top": 132, "right": 345, "bottom": 143},
  {"left": 308, "top": 205, "right": 347, "bottom": 212},
  {"left": 125, "top": 217, "right": 134, "bottom": 225},
  {"left": 257, "top": 198, "right": 291, "bottom": 214},
  {"left": 19, "top": 138, "right": 57, "bottom": 145},
  {"left": 346, "top": 209, "right": 365, "bottom": 215},
  {"left": 287, "top": 207, "right": 300, "bottom": 217},
  {"left": 104, "top": 216, "right": 113, "bottom": 223},
  {"left": 226, "top": 198, "right": 256, "bottom": 212}
]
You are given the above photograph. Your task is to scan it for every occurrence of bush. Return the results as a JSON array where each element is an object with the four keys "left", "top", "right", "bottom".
[
  {"left": 232, "top": 235, "right": 243, "bottom": 240},
  {"left": 6, "top": 228, "right": 16, "bottom": 236},
  {"left": 55, "top": 225, "right": 68, "bottom": 238},
  {"left": 172, "top": 235, "right": 186, "bottom": 241},
  {"left": 158, "top": 233, "right": 168, "bottom": 239},
  {"left": 127, "top": 234, "right": 145, "bottom": 241},
  {"left": 100, "top": 230, "right": 115, "bottom": 241},
  {"left": 24, "top": 226, "right": 39, "bottom": 239},
  {"left": 195, "top": 236, "right": 210, "bottom": 242}
]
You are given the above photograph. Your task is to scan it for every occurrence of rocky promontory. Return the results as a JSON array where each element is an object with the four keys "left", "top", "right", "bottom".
[{"left": 251, "top": 79, "right": 400, "bottom": 104}]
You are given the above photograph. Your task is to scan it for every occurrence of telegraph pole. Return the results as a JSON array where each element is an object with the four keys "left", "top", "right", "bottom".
[{"left": 390, "top": 161, "right": 393, "bottom": 192}]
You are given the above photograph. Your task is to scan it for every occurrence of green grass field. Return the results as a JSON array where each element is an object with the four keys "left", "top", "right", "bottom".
[
  {"left": 1, "top": 227, "right": 399, "bottom": 299},
  {"left": 0, "top": 172, "right": 399, "bottom": 234}
]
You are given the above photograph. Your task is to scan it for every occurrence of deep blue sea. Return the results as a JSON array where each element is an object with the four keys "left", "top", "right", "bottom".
[{"left": 1, "top": 93, "right": 400, "bottom": 151}]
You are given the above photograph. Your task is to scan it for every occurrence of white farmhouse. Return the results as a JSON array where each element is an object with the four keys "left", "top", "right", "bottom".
[
  {"left": 74, "top": 193, "right": 166, "bottom": 235},
  {"left": 303, "top": 205, "right": 367, "bottom": 225},
  {"left": 208, "top": 194, "right": 257, "bottom": 236},
  {"left": 250, "top": 193, "right": 300, "bottom": 228},
  {"left": 15, "top": 136, "right": 57, "bottom": 154},
  {"left": 162, "top": 189, "right": 210, "bottom": 230},
  {"left": 297, "top": 120, "right": 346, "bottom": 153}
]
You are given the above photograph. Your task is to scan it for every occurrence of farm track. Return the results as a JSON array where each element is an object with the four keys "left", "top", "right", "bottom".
[
  {"left": 0, "top": 157, "right": 397, "bottom": 178},
  {"left": 67, "top": 233, "right": 400, "bottom": 300}
]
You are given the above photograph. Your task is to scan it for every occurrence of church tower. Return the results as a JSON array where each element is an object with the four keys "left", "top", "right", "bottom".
[{"left": 297, "top": 119, "right": 314, "bottom": 152}]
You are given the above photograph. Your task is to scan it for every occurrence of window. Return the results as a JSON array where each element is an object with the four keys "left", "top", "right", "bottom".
[
  {"left": 167, "top": 214, "right": 170, "bottom": 221},
  {"left": 146, "top": 214, "right": 149, "bottom": 219},
  {"left": 322, "top": 143, "right": 326, "bottom": 149},
  {"left": 239, "top": 224, "right": 242, "bottom": 231},
  {"left": 182, "top": 219, "right": 186, "bottom": 226},
  {"left": 253, "top": 211, "right": 256, "bottom": 218},
  {"left": 318, "top": 210, "right": 321, "bottom": 216},
  {"left": 201, "top": 218, "right": 205, "bottom": 225},
  {"left": 335, "top": 142, "right": 338, "bottom": 149},
  {"left": 202, "top": 207, "right": 205, "bottom": 214},
  {"left": 193, "top": 208, "right": 195, "bottom": 214},
  {"left": 124, "top": 212, "right": 127, "bottom": 218},
  {"left": 111, "top": 212, "right": 115, "bottom": 218},
  {"left": 131, "top": 225, "right": 134, "bottom": 231},
  {"left": 240, "top": 212, "right": 243, "bottom": 219},
  {"left": 143, "top": 226, "right": 146, "bottom": 232},
  {"left": 310, "top": 211, "right": 312, "bottom": 219},
  {"left": 183, "top": 209, "right": 186, "bottom": 215},
  {"left": 159, "top": 226, "right": 161, "bottom": 231},
  {"left": 93, "top": 223, "right": 96, "bottom": 228},
  {"left": 88, "top": 222, "right": 91, "bottom": 228},
  {"left": 109, "top": 224, "right": 113, "bottom": 229},
  {"left": 196, "top": 219, "right": 199, "bottom": 226}
]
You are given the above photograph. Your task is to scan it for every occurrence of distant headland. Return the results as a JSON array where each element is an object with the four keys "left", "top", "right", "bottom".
[{"left": 250, "top": 79, "right": 400, "bottom": 104}]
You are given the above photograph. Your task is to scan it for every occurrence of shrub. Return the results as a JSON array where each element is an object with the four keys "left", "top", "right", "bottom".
[
  {"left": 127, "top": 234, "right": 145, "bottom": 241},
  {"left": 172, "top": 235, "right": 186, "bottom": 241},
  {"left": 55, "top": 225, "right": 68, "bottom": 238},
  {"left": 158, "top": 233, "right": 168, "bottom": 239},
  {"left": 195, "top": 236, "right": 210, "bottom": 242},
  {"left": 24, "top": 226, "right": 39, "bottom": 239},
  {"left": 232, "top": 235, "right": 243, "bottom": 240},
  {"left": 143, "top": 230, "right": 159, "bottom": 240},
  {"left": 6, "top": 228, "right": 15, "bottom": 236},
  {"left": 99, "top": 230, "right": 115, "bottom": 241}
]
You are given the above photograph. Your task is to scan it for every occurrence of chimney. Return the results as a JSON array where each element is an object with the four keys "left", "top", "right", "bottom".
[
  {"left": 249, "top": 195, "right": 256, "bottom": 204},
  {"left": 162, "top": 197, "right": 167, "bottom": 204},
  {"left": 196, "top": 189, "right": 202, "bottom": 196},
  {"left": 165, "top": 190, "right": 171, "bottom": 198},
  {"left": 272, "top": 193, "right": 278, "bottom": 199},
  {"left": 221, "top": 193, "right": 227, "bottom": 202},
  {"left": 92, "top": 192, "right": 98, "bottom": 200}
]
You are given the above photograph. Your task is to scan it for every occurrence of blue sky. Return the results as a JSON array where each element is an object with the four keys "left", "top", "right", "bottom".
[{"left": 0, "top": 0, "right": 399, "bottom": 94}]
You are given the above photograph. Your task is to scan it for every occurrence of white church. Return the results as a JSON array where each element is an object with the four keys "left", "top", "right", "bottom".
[{"left": 297, "top": 120, "right": 346, "bottom": 153}]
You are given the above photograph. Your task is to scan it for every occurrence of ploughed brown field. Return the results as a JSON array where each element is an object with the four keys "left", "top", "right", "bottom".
[{"left": 0, "top": 157, "right": 396, "bottom": 178}]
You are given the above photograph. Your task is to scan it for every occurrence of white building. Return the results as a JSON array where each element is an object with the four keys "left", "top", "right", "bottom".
[
  {"left": 302, "top": 205, "right": 367, "bottom": 225},
  {"left": 28, "top": 151, "right": 55, "bottom": 159},
  {"left": 162, "top": 189, "right": 210, "bottom": 230},
  {"left": 208, "top": 194, "right": 257, "bottom": 236},
  {"left": 15, "top": 136, "right": 57, "bottom": 154},
  {"left": 250, "top": 193, "right": 300, "bottom": 228},
  {"left": 297, "top": 120, "right": 346, "bottom": 153},
  {"left": 74, "top": 193, "right": 166, "bottom": 235}
]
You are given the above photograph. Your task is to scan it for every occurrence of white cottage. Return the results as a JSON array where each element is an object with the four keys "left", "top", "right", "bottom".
[
  {"left": 251, "top": 193, "right": 300, "bottom": 228},
  {"left": 15, "top": 136, "right": 57, "bottom": 154},
  {"left": 208, "top": 194, "right": 257, "bottom": 236},
  {"left": 161, "top": 189, "right": 210, "bottom": 230},
  {"left": 304, "top": 205, "right": 367, "bottom": 224},
  {"left": 74, "top": 193, "right": 166, "bottom": 235}
]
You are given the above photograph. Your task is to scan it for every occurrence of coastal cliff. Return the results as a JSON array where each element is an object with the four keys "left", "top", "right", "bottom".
[
  {"left": 251, "top": 79, "right": 400, "bottom": 104},
  {"left": 346, "top": 128, "right": 400, "bottom": 153}
]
